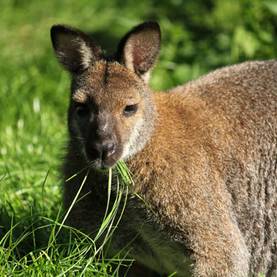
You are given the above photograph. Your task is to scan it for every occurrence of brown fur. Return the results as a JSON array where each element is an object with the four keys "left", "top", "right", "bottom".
[{"left": 51, "top": 22, "right": 277, "bottom": 276}]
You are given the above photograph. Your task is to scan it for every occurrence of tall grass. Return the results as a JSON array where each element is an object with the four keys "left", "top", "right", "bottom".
[{"left": 0, "top": 161, "right": 133, "bottom": 276}]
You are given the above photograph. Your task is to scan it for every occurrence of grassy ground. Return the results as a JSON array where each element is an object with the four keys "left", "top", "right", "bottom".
[{"left": 0, "top": 0, "right": 275, "bottom": 276}]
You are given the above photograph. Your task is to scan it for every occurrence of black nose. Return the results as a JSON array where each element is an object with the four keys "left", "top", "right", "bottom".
[{"left": 95, "top": 140, "right": 116, "bottom": 159}]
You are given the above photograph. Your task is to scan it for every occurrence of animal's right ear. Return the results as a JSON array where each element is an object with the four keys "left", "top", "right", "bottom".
[
  {"left": 50, "top": 25, "right": 102, "bottom": 74},
  {"left": 117, "top": 21, "right": 161, "bottom": 83}
]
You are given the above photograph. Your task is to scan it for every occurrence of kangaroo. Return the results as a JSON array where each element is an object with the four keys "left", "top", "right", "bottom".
[{"left": 50, "top": 21, "right": 277, "bottom": 276}]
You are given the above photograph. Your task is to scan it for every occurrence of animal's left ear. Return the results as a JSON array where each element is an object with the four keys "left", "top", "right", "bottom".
[
  {"left": 117, "top": 21, "right": 161, "bottom": 83},
  {"left": 50, "top": 25, "right": 102, "bottom": 74}
]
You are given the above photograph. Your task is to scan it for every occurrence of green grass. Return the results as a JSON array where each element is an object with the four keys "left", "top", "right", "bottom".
[
  {"left": 0, "top": 0, "right": 275, "bottom": 276},
  {"left": 0, "top": 1, "right": 136, "bottom": 275}
]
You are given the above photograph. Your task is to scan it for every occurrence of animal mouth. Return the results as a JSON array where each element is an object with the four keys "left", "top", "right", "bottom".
[
  {"left": 86, "top": 147, "right": 119, "bottom": 169},
  {"left": 99, "top": 157, "right": 117, "bottom": 169}
]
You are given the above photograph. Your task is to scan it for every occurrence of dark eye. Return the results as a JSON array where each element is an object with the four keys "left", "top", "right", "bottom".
[
  {"left": 123, "top": 104, "right": 138, "bottom": 117},
  {"left": 75, "top": 104, "right": 89, "bottom": 117}
]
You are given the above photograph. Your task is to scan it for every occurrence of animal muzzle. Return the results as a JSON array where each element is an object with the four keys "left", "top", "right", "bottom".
[
  {"left": 95, "top": 140, "right": 116, "bottom": 159},
  {"left": 86, "top": 138, "right": 119, "bottom": 168}
]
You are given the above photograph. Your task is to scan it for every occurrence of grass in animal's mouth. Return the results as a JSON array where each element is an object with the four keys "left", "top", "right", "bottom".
[
  {"left": 0, "top": 159, "right": 134, "bottom": 276},
  {"left": 116, "top": 160, "right": 134, "bottom": 188}
]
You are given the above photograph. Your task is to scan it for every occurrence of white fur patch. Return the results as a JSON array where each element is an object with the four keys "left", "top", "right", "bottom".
[
  {"left": 122, "top": 118, "right": 144, "bottom": 160},
  {"left": 72, "top": 89, "right": 88, "bottom": 103},
  {"left": 141, "top": 71, "right": 150, "bottom": 83},
  {"left": 78, "top": 40, "right": 93, "bottom": 69},
  {"left": 124, "top": 42, "right": 134, "bottom": 72}
]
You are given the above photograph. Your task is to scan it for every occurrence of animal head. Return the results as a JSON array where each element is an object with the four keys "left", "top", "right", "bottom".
[{"left": 50, "top": 22, "right": 161, "bottom": 168}]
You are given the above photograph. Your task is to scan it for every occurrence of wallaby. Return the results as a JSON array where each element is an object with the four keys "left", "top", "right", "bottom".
[{"left": 50, "top": 21, "right": 277, "bottom": 276}]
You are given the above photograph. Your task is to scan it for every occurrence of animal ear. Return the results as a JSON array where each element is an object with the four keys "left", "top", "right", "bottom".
[
  {"left": 117, "top": 21, "right": 161, "bottom": 83},
  {"left": 50, "top": 25, "right": 102, "bottom": 74}
]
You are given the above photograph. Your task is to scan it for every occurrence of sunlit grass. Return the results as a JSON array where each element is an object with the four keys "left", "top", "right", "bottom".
[
  {"left": 0, "top": 161, "right": 133, "bottom": 276},
  {"left": 0, "top": 2, "right": 138, "bottom": 274}
]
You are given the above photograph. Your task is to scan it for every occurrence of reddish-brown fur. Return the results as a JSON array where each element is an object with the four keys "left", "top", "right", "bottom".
[{"left": 51, "top": 22, "right": 277, "bottom": 276}]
